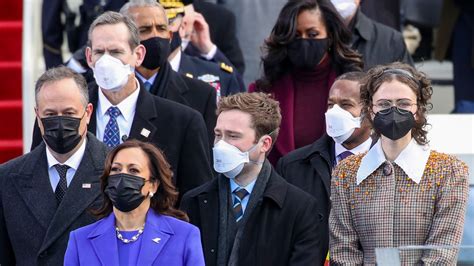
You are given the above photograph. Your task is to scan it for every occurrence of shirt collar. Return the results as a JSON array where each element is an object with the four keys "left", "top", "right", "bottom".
[
  {"left": 356, "top": 139, "right": 430, "bottom": 185},
  {"left": 46, "top": 138, "right": 87, "bottom": 171},
  {"left": 335, "top": 137, "right": 372, "bottom": 158},
  {"left": 135, "top": 71, "right": 158, "bottom": 86},
  {"left": 169, "top": 49, "right": 182, "bottom": 72},
  {"left": 229, "top": 178, "right": 257, "bottom": 195},
  {"left": 97, "top": 78, "right": 140, "bottom": 123}
]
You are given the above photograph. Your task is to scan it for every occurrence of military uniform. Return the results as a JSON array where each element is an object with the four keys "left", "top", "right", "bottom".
[
  {"left": 179, "top": 52, "right": 245, "bottom": 98},
  {"left": 42, "top": 0, "right": 127, "bottom": 69}
]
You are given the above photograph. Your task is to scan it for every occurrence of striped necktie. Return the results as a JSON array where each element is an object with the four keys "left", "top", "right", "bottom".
[{"left": 232, "top": 188, "right": 249, "bottom": 222}]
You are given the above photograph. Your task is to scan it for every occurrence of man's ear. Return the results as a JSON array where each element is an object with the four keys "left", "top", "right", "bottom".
[
  {"left": 85, "top": 46, "right": 94, "bottom": 69},
  {"left": 134, "top": 44, "right": 146, "bottom": 68},
  {"left": 261, "top": 135, "right": 273, "bottom": 153}
]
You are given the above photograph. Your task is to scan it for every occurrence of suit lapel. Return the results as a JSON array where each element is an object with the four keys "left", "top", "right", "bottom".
[
  {"left": 90, "top": 214, "right": 120, "bottom": 266},
  {"left": 137, "top": 212, "right": 173, "bottom": 265},
  {"left": 40, "top": 136, "right": 105, "bottom": 253},
  {"left": 11, "top": 144, "right": 57, "bottom": 230},
  {"left": 88, "top": 85, "right": 99, "bottom": 134},
  {"left": 129, "top": 88, "right": 157, "bottom": 142}
]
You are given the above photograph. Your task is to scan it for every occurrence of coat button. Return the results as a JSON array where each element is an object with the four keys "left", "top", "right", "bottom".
[
  {"left": 203, "top": 200, "right": 208, "bottom": 203},
  {"left": 210, "top": 249, "right": 215, "bottom": 253}
]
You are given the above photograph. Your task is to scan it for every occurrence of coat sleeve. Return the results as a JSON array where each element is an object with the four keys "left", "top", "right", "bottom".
[
  {"left": 421, "top": 158, "right": 469, "bottom": 263},
  {"left": 176, "top": 113, "right": 212, "bottom": 201},
  {"left": 64, "top": 231, "right": 80, "bottom": 266},
  {"left": 41, "top": 0, "right": 64, "bottom": 68},
  {"left": 183, "top": 226, "right": 206, "bottom": 266},
  {"left": 288, "top": 196, "right": 325, "bottom": 265},
  {"left": 0, "top": 164, "right": 15, "bottom": 265},
  {"left": 329, "top": 163, "right": 363, "bottom": 265}
]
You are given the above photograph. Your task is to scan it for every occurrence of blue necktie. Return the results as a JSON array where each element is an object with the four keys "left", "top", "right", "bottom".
[
  {"left": 144, "top": 81, "right": 152, "bottom": 91},
  {"left": 103, "top": 106, "right": 121, "bottom": 147},
  {"left": 232, "top": 188, "right": 249, "bottom": 222}
]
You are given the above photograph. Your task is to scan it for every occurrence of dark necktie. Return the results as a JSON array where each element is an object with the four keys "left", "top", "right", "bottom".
[
  {"left": 54, "top": 164, "right": 70, "bottom": 204},
  {"left": 103, "top": 106, "right": 121, "bottom": 147},
  {"left": 338, "top": 151, "right": 354, "bottom": 161},
  {"left": 232, "top": 188, "right": 249, "bottom": 222}
]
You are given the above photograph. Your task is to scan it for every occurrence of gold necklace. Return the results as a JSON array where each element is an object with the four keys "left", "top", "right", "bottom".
[{"left": 115, "top": 224, "right": 145, "bottom": 244}]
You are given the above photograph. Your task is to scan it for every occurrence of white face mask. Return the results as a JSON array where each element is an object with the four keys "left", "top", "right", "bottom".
[
  {"left": 212, "top": 140, "right": 259, "bottom": 179},
  {"left": 92, "top": 54, "right": 133, "bottom": 91},
  {"left": 330, "top": 0, "right": 357, "bottom": 20},
  {"left": 325, "top": 104, "right": 361, "bottom": 144}
]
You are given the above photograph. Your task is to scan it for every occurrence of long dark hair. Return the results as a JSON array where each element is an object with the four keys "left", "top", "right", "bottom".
[
  {"left": 255, "top": 0, "right": 363, "bottom": 90},
  {"left": 93, "top": 139, "right": 188, "bottom": 222}
]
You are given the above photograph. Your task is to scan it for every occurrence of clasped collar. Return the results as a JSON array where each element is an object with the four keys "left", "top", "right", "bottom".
[{"left": 356, "top": 139, "right": 430, "bottom": 185}]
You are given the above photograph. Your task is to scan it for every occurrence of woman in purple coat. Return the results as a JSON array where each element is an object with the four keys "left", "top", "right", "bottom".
[{"left": 64, "top": 140, "right": 205, "bottom": 266}]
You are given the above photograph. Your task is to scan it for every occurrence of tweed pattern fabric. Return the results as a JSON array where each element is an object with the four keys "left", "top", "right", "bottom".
[{"left": 329, "top": 150, "right": 469, "bottom": 265}]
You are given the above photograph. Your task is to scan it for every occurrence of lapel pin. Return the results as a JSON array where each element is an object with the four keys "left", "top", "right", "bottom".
[
  {"left": 82, "top": 183, "right": 91, "bottom": 189},
  {"left": 152, "top": 237, "right": 161, "bottom": 244},
  {"left": 140, "top": 128, "right": 151, "bottom": 138}
]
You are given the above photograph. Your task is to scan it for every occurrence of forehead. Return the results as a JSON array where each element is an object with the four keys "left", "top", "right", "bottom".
[
  {"left": 329, "top": 79, "right": 360, "bottom": 100},
  {"left": 90, "top": 23, "right": 131, "bottom": 50},
  {"left": 129, "top": 6, "right": 167, "bottom": 26},
  {"left": 297, "top": 8, "right": 325, "bottom": 30},
  {"left": 216, "top": 109, "right": 253, "bottom": 132},
  {"left": 113, "top": 147, "right": 149, "bottom": 166},
  {"left": 36, "top": 78, "right": 84, "bottom": 109},
  {"left": 373, "top": 79, "right": 417, "bottom": 101}
]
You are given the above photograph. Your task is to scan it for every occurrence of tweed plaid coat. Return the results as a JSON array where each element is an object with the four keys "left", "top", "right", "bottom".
[{"left": 329, "top": 143, "right": 469, "bottom": 265}]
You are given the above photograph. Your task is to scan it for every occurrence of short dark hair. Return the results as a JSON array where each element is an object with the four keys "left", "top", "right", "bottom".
[
  {"left": 360, "top": 62, "right": 433, "bottom": 145},
  {"left": 217, "top": 92, "right": 282, "bottom": 143},
  {"left": 87, "top": 11, "right": 140, "bottom": 51},
  {"left": 336, "top": 71, "right": 366, "bottom": 82},
  {"left": 35, "top": 66, "right": 89, "bottom": 107},
  {"left": 92, "top": 139, "right": 188, "bottom": 222}
]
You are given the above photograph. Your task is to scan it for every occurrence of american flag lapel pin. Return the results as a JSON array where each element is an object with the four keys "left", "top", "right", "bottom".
[{"left": 82, "top": 183, "right": 91, "bottom": 189}]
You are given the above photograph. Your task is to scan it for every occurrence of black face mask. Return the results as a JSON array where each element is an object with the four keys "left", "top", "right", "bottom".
[
  {"left": 287, "top": 38, "right": 329, "bottom": 70},
  {"left": 373, "top": 107, "right": 415, "bottom": 140},
  {"left": 105, "top": 173, "right": 147, "bottom": 212},
  {"left": 170, "top": 31, "right": 182, "bottom": 52},
  {"left": 140, "top": 36, "right": 170, "bottom": 70},
  {"left": 41, "top": 115, "right": 84, "bottom": 154}
]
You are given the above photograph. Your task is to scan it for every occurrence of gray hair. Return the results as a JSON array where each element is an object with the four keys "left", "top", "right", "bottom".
[
  {"left": 35, "top": 66, "right": 89, "bottom": 107},
  {"left": 87, "top": 11, "right": 141, "bottom": 50},
  {"left": 120, "top": 0, "right": 167, "bottom": 19}
]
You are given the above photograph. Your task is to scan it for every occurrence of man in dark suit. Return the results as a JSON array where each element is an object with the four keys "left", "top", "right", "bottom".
[
  {"left": 276, "top": 72, "right": 373, "bottom": 263},
  {"left": 181, "top": 92, "right": 323, "bottom": 266},
  {"left": 121, "top": 1, "right": 218, "bottom": 143},
  {"left": 0, "top": 66, "right": 109, "bottom": 265},
  {"left": 32, "top": 11, "right": 212, "bottom": 200},
  {"left": 331, "top": 0, "right": 413, "bottom": 69}
]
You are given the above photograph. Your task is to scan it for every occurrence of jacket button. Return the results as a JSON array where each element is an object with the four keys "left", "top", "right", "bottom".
[
  {"left": 203, "top": 200, "right": 208, "bottom": 203},
  {"left": 210, "top": 249, "right": 215, "bottom": 253}
]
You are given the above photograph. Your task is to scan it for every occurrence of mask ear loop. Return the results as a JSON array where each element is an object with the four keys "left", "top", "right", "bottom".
[{"left": 247, "top": 129, "right": 278, "bottom": 165}]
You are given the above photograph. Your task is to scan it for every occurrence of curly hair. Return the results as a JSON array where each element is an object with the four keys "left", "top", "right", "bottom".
[
  {"left": 217, "top": 92, "right": 282, "bottom": 144},
  {"left": 360, "top": 62, "right": 433, "bottom": 145},
  {"left": 255, "top": 0, "right": 363, "bottom": 90},
  {"left": 92, "top": 139, "right": 188, "bottom": 222}
]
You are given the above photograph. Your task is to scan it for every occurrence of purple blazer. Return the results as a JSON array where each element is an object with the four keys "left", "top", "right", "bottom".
[{"left": 64, "top": 210, "right": 205, "bottom": 266}]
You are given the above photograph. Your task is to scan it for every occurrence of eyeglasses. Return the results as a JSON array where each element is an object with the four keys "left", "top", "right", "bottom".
[{"left": 373, "top": 99, "right": 417, "bottom": 114}]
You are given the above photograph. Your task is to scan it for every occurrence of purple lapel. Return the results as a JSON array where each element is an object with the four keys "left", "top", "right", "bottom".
[
  {"left": 88, "top": 214, "right": 120, "bottom": 266},
  {"left": 136, "top": 211, "right": 173, "bottom": 265}
]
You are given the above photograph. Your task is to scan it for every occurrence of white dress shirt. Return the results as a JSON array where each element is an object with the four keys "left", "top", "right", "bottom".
[
  {"left": 96, "top": 78, "right": 140, "bottom": 142},
  {"left": 169, "top": 49, "right": 182, "bottom": 72},
  {"left": 46, "top": 138, "right": 87, "bottom": 191},
  {"left": 356, "top": 139, "right": 431, "bottom": 185},
  {"left": 335, "top": 137, "right": 372, "bottom": 164}
]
